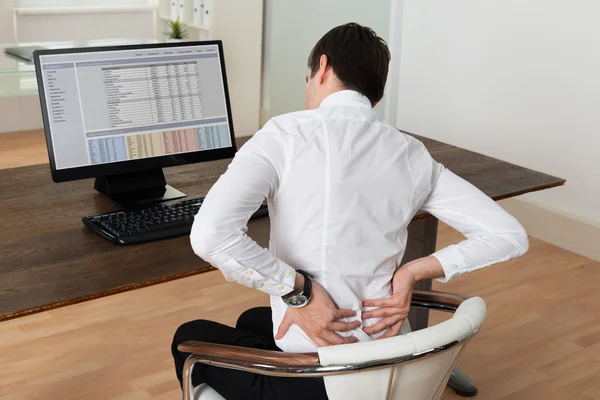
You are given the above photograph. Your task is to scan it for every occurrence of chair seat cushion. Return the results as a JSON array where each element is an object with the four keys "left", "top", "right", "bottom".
[{"left": 194, "top": 383, "right": 225, "bottom": 400}]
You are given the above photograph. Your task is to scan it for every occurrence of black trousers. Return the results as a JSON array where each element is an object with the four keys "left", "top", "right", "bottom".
[{"left": 172, "top": 307, "right": 328, "bottom": 400}]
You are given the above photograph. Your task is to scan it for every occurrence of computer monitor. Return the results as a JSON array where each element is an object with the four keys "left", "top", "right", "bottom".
[{"left": 34, "top": 41, "right": 236, "bottom": 207}]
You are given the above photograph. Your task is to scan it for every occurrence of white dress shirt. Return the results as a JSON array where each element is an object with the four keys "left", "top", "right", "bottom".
[{"left": 190, "top": 90, "right": 529, "bottom": 353}]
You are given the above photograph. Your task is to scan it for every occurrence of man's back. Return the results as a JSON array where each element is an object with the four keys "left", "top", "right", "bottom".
[
  {"left": 192, "top": 90, "right": 445, "bottom": 352},
  {"left": 263, "top": 90, "right": 435, "bottom": 351},
  {"left": 192, "top": 88, "right": 527, "bottom": 353}
]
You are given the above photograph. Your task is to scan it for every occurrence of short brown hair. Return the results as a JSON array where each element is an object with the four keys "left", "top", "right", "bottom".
[{"left": 308, "top": 23, "right": 391, "bottom": 104}]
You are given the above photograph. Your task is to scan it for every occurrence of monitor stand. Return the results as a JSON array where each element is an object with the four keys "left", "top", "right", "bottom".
[{"left": 94, "top": 168, "right": 186, "bottom": 209}]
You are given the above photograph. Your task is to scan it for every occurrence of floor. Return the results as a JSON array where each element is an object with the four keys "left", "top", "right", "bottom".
[{"left": 1, "top": 130, "right": 599, "bottom": 400}]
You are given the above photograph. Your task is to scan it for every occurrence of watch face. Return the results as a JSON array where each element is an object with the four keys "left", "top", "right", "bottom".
[{"left": 286, "top": 294, "right": 308, "bottom": 308}]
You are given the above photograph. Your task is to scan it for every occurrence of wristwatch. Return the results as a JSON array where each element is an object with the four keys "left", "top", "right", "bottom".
[{"left": 282, "top": 270, "right": 312, "bottom": 308}]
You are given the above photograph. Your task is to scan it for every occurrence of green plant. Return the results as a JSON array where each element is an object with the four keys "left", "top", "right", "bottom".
[{"left": 166, "top": 17, "right": 189, "bottom": 40}]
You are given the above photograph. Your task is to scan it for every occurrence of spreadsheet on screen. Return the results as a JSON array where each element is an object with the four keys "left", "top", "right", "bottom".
[{"left": 38, "top": 44, "right": 232, "bottom": 170}]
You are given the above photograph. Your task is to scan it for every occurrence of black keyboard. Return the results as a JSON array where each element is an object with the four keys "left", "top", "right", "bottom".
[{"left": 82, "top": 196, "right": 269, "bottom": 244}]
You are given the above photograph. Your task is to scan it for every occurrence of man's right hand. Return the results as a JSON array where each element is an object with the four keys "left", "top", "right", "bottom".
[
  {"left": 362, "top": 256, "right": 445, "bottom": 338},
  {"left": 275, "top": 280, "right": 360, "bottom": 347}
]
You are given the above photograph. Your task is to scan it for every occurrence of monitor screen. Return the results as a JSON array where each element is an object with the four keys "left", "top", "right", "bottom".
[{"left": 36, "top": 42, "right": 234, "bottom": 174}]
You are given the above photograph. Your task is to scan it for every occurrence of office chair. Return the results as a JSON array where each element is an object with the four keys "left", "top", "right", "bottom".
[{"left": 179, "top": 290, "right": 486, "bottom": 400}]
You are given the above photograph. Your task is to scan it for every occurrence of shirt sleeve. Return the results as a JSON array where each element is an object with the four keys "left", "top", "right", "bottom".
[
  {"left": 189, "top": 127, "right": 297, "bottom": 296},
  {"left": 419, "top": 150, "right": 530, "bottom": 283}
]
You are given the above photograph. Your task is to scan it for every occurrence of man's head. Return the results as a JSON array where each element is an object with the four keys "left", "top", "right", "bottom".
[{"left": 305, "top": 22, "right": 391, "bottom": 110}]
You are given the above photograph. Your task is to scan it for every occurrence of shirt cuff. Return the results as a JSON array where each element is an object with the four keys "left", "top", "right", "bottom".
[
  {"left": 431, "top": 245, "right": 466, "bottom": 283},
  {"left": 215, "top": 254, "right": 297, "bottom": 297},
  {"left": 269, "top": 264, "right": 297, "bottom": 296}
]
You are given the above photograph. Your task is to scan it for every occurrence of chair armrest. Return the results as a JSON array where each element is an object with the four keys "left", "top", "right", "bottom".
[
  {"left": 178, "top": 341, "right": 321, "bottom": 376},
  {"left": 178, "top": 341, "right": 319, "bottom": 366},
  {"left": 412, "top": 289, "right": 469, "bottom": 312}
]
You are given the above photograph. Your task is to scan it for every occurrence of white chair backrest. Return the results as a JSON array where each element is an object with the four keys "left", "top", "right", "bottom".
[
  {"left": 193, "top": 297, "right": 486, "bottom": 400},
  {"left": 194, "top": 384, "right": 227, "bottom": 400},
  {"left": 317, "top": 297, "right": 486, "bottom": 400}
]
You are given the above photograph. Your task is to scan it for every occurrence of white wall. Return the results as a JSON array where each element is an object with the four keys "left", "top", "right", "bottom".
[
  {"left": 396, "top": 0, "right": 600, "bottom": 225},
  {"left": 0, "top": 0, "right": 16, "bottom": 43},
  {"left": 263, "top": 0, "right": 391, "bottom": 121},
  {"left": 212, "top": 0, "right": 263, "bottom": 136}
]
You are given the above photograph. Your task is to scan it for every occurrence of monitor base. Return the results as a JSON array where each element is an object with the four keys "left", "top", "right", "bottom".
[{"left": 94, "top": 169, "right": 186, "bottom": 209}]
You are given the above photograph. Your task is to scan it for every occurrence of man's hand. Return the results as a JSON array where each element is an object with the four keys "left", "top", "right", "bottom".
[
  {"left": 362, "top": 256, "right": 445, "bottom": 339},
  {"left": 275, "top": 280, "right": 360, "bottom": 347},
  {"left": 361, "top": 266, "right": 416, "bottom": 339}
]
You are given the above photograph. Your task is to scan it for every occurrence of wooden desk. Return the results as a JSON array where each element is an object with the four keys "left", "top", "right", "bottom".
[{"left": 0, "top": 133, "right": 564, "bottom": 323}]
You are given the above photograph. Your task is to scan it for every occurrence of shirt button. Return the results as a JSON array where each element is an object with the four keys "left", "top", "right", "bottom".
[
  {"left": 277, "top": 285, "right": 285, "bottom": 291},
  {"left": 245, "top": 270, "right": 253, "bottom": 276},
  {"left": 451, "top": 264, "right": 458, "bottom": 269},
  {"left": 451, "top": 273, "right": 459, "bottom": 280},
  {"left": 284, "top": 271, "right": 292, "bottom": 278}
]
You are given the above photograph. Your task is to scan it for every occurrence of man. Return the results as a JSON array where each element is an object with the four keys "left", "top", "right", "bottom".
[{"left": 172, "top": 23, "right": 529, "bottom": 399}]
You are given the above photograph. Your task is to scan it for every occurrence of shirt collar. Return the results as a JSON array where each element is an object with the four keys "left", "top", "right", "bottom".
[{"left": 319, "top": 90, "right": 373, "bottom": 109}]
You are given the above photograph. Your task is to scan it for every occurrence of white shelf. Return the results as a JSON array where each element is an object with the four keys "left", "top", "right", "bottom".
[{"left": 15, "top": 5, "right": 158, "bottom": 15}]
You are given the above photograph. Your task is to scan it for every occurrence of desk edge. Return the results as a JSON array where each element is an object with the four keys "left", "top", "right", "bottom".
[{"left": 0, "top": 265, "right": 216, "bottom": 323}]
